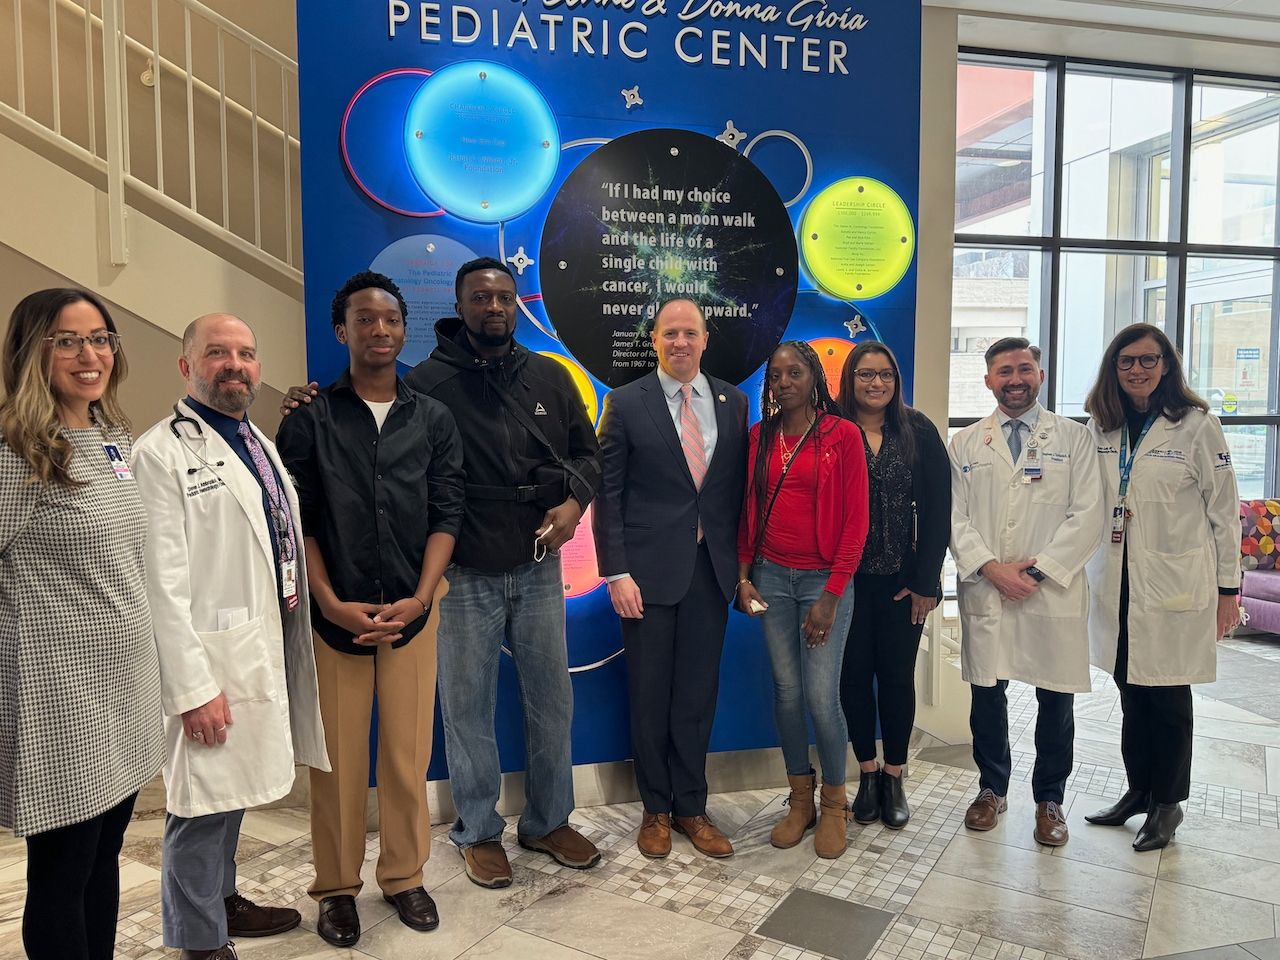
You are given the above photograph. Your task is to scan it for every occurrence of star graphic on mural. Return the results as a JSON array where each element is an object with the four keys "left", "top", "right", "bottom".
[
  {"left": 621, "top": 85, "right": 643, "bottom": 109},
  {"left": 716, "top": 120, "right": 746, "bottom": 151},
  {"left": 506, "top": 246, "right": 535, "bottom": 275},
  {"left": 844, "top": 315, "right": 867, "bottom": 338}
]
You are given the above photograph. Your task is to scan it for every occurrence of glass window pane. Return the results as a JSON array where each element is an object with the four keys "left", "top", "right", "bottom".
[
  {"left": 1224, "top": 425, "right": 1272, "bottom": 499},
  {"left": 1057, "top": 252, "right": 1168, "bottom": 416},
  {"left": 1062, "top": 72, "right": 1173, "bottom": 242},
  {"left": 1186, "top": 258, "right": 1278, "bottom": 416},
  {"left": 950, "top": 248, "right": 1044, "bottom": 419},
  {"left": 956, "top": 63, "right": 1047, "bottom": 236},
  {"left": 1189, "top": 83, "right": 1279, "bottom": 248}
]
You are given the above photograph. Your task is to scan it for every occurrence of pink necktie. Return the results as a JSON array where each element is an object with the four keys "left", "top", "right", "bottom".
[{"left": 680, "top": 383, "right": 707, "bottom": 490}]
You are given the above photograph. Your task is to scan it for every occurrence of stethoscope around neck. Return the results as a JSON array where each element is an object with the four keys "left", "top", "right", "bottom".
[{"left": 169, "top": 403, "right": 227, "bottom": 476}]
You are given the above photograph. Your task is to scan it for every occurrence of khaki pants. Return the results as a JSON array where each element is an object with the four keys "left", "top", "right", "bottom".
[{"left": 307, "top": 588, "right": 441, "bottom": 899}]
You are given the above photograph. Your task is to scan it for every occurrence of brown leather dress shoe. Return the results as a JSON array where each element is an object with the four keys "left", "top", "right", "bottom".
[
  {"left": 383, "top": 886, "right": 440, "bottom": 931},
  {"left": 180, "top": 945, "right": 238, "bottom": 960},
  {"left": 462, "top": 840, "right": 514, "bottom": 888},
  {"left": 673, "top": 815, "right": 734, "bottom": 858},
  {"left": 637, "top": 812, "right": 672, "bottom": 858},
  {"left": 963, "top": 788, "right": 1007, "bottom": 831},
  {"left": 224, "top": 890, "right": 301, "bottom": 937},
  {"left": 1033, "top": 800, "right": 1069, "bottom": 846},
  {"left": 518, "top": 824, "right": 601, "bottom": 869}
]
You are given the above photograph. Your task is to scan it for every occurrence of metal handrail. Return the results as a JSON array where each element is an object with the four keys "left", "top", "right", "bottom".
[{"left": 2, "top": 0, "right": 301, "bottom": 280}]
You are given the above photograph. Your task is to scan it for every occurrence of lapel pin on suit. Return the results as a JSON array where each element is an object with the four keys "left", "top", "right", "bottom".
[{"left": 718, "top": 393, "right": 726, "bottom": 403}]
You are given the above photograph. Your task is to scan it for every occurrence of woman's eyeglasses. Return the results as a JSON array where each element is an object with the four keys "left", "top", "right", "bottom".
[
  {"left": 1115, "top": 353, "right": 1163, "bottom": 371},
  {"left": 45, "top": 332, "right": 122, "bottom": 358},
  {"left": 853, "top": 369, "right": 897, "bottom": 383}
]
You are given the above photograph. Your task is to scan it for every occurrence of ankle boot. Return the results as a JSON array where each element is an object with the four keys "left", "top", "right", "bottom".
[
  {"left": 851, "top": 769, "right": 881, "bottom": 824},
  {"left": 879, "top": 768, "right": 910, "bottom": 829},
  {"left": 770, "top": 770, "right": 817, "bottom": 849},
  {"left": 1133, "top": 802, "right": 1183, "bottom": 852},
  {"left": 814, "top": 783, "right": 849, "bottom": 859},
  {"left": 1084, "top": 788, "right": 1151, "bottom": 826}
]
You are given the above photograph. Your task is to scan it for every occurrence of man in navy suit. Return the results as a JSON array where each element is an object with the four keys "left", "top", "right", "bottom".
[{"left": 593, "top": 298, "right": 748, "bottom": 860}]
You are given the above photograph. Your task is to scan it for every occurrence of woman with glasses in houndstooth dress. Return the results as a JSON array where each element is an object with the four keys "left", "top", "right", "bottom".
[{"left": 0, "top": 289, "right": 164, "bottom": 960}]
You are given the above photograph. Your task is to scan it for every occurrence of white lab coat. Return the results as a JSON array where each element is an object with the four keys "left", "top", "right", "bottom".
[
  {"left": 1085, "top": 409, "right": 1240, "bottom": 685},
  {"left": 949, "top": 407, "right": 1106, "bottom": 693},
  {"left": 132, "top": 399, "right": 328, "bottom": 818}
]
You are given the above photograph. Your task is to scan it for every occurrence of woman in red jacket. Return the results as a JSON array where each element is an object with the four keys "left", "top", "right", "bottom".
[{"left": 738, "top": 341, "right": 870, "bottom": 859}]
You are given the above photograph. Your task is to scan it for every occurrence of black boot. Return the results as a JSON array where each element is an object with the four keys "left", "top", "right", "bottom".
[
  {"left": 1133, "top": 802, "right": 1183, "bottom": 851},
  {"left": 851, "top": 769, "right": 881, "bottom": 824},
  {"left": 1084, "top": 788, "right": 1152, "bottom": 826},
  {"left": 879, "top": 768, "right": 910, "bottom": 829}
]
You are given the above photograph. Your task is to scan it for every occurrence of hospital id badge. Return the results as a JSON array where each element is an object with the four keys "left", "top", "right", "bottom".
[
  {"left": 1110, "top": 503, "right": 1127, "bottom": 544},
  {"left": 1022, "top": 465, "right": 1042, "bottom": 483},
  {"left": 281, "top": 559, "right": 298, "bottom": 600}
]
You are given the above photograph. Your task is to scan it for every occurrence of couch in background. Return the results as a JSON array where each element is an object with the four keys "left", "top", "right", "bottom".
[{"left": 1241, "top": 500, "right": 1280, "bottom": 634}]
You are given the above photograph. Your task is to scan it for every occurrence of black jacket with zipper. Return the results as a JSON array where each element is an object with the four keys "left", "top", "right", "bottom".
[{"left": 403, "top": 317, "right": 602, "bottom": 574}]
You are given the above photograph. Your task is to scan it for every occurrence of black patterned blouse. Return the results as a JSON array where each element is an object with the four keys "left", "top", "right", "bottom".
[{"left": 860, "top": 427, "right": 914, "bottom": 576}]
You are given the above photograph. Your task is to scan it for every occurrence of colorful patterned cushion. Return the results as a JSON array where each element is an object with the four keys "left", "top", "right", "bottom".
[{"left": 1241, "top": 500, "right": 1280, "bottom": 571}]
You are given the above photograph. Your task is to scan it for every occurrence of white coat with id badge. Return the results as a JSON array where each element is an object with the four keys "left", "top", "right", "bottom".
[
  {"left": 130, "top": 399, "right": 328, "bottom": 818},
  {"left": 1085, "top": 409, "right": 1241, "bottom": 686},
  {"left": 948, "top": 408, "right": 1106, "bottom": 693}
]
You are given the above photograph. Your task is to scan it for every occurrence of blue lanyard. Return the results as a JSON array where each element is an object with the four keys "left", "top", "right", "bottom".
[{"left": 1118, "top": 414, "right": 1156, "bottom": 499}]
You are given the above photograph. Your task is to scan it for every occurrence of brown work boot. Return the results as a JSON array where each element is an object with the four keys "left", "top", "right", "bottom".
[
  {"left": 461, "top": 840, "right": 513, "bottom": 888},
  {"left": 672, "top": 815, "right": 734, "bottom": 858},
  {"left": 964, "top": 788, "right": 1007, "bottom": 831},
  {"left": 518, "top": 824, "right": 601, "bottom": 869},
  {"left": 1033, "top": 800, "right": 1069, "bottom": 847},
  {"left": 770, "top": 770, "right": 817, "bottom": 849},
  {"left": 814, "top": 783, "right": 849, "bottom": 859},
  {"left": 637, "top": 812, "right": 672, "bottom": 858}
]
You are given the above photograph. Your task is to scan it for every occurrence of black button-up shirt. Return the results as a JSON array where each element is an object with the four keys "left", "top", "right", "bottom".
[{"left": 276, "top": 370, "right": 465, "bottom": 655}]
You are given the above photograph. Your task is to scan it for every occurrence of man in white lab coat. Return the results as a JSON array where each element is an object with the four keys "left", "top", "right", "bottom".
[
  {"left": 133, "top": 314, "right": 328, "bottom": 960},
  {"left": 948, "top": 337, "right": 1104, "bottom": 847}
]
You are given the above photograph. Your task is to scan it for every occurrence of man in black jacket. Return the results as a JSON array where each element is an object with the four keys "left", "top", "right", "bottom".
[
  {"left": 284, "top": 258, "right": 603, "bottom": 890},
  {"left": 592, "top": 298, "right": 748, "bottom": 860}
]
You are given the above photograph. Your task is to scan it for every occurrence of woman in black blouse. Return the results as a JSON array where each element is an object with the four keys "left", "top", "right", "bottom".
[{"left": 836, "top": 342, "right": 950, "bottom": 828}]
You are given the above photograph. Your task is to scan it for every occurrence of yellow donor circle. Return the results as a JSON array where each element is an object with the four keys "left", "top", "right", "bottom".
[
  {"left": 539, "top": 350, "right": 599, "bottom": 425},
  {"left": 800, "top": 177, "right": 915, "bottom": 301}
]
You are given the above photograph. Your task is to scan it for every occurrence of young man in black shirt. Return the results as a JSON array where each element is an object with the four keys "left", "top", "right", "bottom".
[{"left": 276, "top": 272, "right": 464, "bottom": 948}]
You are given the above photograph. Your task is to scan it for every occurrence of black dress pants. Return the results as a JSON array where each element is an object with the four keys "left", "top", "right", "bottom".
[
  {"left": 970, "top": 681, "right": 1074, "bottom": 803},
  {"left": 841, "top": 572, "right": 925, "bottom": 766},
  {"left": 23, "top": 791, "right": 138, "bottom": 960},
  {"left": 622, "top": 542, "right": 729, "bottom": 817},
  {"left": 1115, "top": 570, "right": 1194, "bottom": 803}
]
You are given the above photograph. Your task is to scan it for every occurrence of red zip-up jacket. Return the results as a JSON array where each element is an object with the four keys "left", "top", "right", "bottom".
[{"left": 737, "top": 413, "right": 870, "bottom": 596}]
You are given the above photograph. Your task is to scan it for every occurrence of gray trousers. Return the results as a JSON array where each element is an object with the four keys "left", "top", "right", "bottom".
[{"left": 161, "top": 809, "right": 244, "bottom": 950}]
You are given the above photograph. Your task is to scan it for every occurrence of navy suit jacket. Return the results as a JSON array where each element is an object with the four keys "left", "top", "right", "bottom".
[{"left": 593, "top": 370, "right": 748, "bottom": 606}]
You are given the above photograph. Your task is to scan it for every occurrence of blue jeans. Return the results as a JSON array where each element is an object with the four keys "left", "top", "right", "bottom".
[
  {"left": 437, "top": 557, "right": 575, "bottom": 847},
  {"left": 753, "top": 558, "right": 855, "bottom": 785}
]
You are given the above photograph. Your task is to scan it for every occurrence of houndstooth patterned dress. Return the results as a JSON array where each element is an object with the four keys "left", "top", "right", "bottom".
[{"left": 0, "top": 426, "right": 165, "bottom": 836}]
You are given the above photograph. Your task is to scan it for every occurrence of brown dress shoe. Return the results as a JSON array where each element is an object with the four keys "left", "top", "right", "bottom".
[
  {"left": 673, "top": 815, "right": 734, "bottom": 858},
  {"left": 964, "top": 788, "right": 1007, "bottom": 831},
  {"left": 637, "top": 812, "right": 672, "bottom": 858},
  {"left": 181, "top": 946, "right": 238, "bottom": 960},
  {"left": 518, "top": 824, "right": 601, "bottom": 869},
  {"left": 224, "top": 890, "right": 301, "bottom": 937},
  {"left": 461, "top": 840, "right": 513, "bottom": 888},
  {"left": 1033, "top": 800, "right": 1069, "bottom": 846}
]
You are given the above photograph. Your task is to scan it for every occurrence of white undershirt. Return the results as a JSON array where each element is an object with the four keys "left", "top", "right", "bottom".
[{"left": 363, "top": 398, "right": 394, "bottom": 432}]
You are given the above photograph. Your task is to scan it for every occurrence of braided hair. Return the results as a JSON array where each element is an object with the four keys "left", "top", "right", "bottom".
[{"left": 752, "top": 340, "right": 839, "bottom": 546}]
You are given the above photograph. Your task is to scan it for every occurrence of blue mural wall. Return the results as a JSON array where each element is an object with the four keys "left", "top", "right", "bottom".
[{"left": 295, "top": 0, "right": 922, "bottom": 778}]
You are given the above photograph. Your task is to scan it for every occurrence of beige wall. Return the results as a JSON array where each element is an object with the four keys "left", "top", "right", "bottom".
[{"left": 0, "top": 242, "right": 285, "bottom": 437}]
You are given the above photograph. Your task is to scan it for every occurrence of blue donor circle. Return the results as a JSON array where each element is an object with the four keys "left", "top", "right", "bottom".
[{"left": 403, "top": 61, "right": 559, "bottom": 224}]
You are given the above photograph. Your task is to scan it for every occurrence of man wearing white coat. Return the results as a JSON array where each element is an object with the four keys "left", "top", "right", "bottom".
[
  {"left": 948, "top": 337, "right": 1104, "bottom": 847},
  {"left": 133, "top": 314, "right": 328, "bottom": 960}
]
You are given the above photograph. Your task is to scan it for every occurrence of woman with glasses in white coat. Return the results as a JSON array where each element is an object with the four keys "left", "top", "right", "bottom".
[{"left": 1082, "top": 323, "right": 1240, "bottom": 851}]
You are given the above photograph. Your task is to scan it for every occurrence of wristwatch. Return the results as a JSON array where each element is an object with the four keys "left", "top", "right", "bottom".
[{"left": 1024, "top": 565, "right": 1046, "bottom": 583}]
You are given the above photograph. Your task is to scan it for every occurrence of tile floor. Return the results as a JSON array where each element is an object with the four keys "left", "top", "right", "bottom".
[{"left": 8, "top": 633, "right": 1280, "bottom": 959}]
